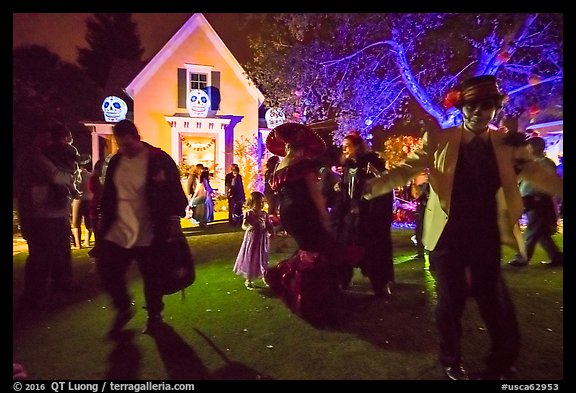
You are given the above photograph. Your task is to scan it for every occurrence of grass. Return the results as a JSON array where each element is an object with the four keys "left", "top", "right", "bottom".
[{"left": 12, "top": 218, "right": 563, "bottom": 381}]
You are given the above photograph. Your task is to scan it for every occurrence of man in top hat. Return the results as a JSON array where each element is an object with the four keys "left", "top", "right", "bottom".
[{"left": 363, "top": 75, "right": 563, "bottom": 380}]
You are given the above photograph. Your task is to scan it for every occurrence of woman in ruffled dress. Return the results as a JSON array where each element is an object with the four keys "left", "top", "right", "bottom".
[
  {"left": 264, "top": 123, "right": 342, "bottom": 326},
  {"left": 233, "top": 191, "right": 275, "bottom": 289}
]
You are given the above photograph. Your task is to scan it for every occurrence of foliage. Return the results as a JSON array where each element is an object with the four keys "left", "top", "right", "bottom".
[
  {"left": 234, "top": 135, "right": 263, "bottom": 195},
  {"left": 77, "top": 13, "right": 144, "bottom": 88},
  {"left": 213, "top": 194, "right": 228, "bottom": 213},
  {"left": 382, "top": 135, "right": 424, "bottom": 168},
  {"left": 244, "top": 13, "right": 562, "bottom": 145},
  {"left": 178, "top": 162, "right": 193, "bottom": 178},
  {"left": 12, "top": 45, "right": 101, "bottom": 179}
]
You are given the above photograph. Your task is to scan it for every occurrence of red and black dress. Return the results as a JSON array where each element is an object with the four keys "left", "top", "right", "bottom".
[{"left": 264, "top": 158, "right": 341, "bottom": 326}]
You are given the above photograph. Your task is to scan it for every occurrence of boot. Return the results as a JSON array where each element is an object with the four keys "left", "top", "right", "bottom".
[{"left": 71, "top": 228, "right": 82, "bottom": 249}]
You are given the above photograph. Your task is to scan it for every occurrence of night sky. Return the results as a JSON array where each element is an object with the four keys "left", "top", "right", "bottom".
[{"left": 12, "top": 13, "right": 255, "bottom": 65}]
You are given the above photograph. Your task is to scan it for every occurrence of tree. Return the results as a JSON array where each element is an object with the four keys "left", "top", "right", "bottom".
[
  {"left": 244, "top": 13, "right": 562, "bottom": 145},
  {"left": 77, "top": 13, "right": 144, "bottom": 89},
  {"left": 13, "top": 45, "right": 100, "bottom": 166},
  {"left": 235, "top": 136, "right": 262, "bottom": 194}
]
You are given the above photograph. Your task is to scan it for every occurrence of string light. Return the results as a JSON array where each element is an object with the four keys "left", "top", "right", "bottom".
[{"left": 181, "top": 137, "right": 216, "bottom": 151}]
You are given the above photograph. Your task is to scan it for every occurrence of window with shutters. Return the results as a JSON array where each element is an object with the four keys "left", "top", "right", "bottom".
[
  {"left": 186, "top": 64, "right": 212, "bottom": 97},
  {"left": 179, "top": 64, "right": 217, "bottom": 110}
]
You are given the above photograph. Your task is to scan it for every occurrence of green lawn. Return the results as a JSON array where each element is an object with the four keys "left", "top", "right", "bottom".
[{"left": 12, "top": 221, "right": 563, "bottom": 380}]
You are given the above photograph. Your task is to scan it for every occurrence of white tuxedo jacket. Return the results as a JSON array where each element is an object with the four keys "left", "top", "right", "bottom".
[{"left": 365, "top": 126, "right": 563, "bottom": 258}]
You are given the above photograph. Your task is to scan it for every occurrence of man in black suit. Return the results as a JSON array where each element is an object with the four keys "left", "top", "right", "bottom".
[{"left": 225, "top": 163, "right": 245, "bottom": 226}]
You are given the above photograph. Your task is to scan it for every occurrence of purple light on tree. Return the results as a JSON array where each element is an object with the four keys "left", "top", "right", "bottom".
[{"left": 244, "top": 13, "right": 562, "bottom": 145}]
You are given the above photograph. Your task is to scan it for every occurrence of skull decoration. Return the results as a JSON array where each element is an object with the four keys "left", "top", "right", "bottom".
[
  {"left": 187, "top": 89, "right": 210, "bottom": 118},
  {"left": 265, "top": 108, "right": 286, "bottom": 129},
  {"left": 102, "top": 96, "right": 128, "bottom": 122}
]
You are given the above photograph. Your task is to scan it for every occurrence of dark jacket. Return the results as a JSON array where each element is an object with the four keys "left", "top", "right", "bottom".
[
  {"left": 335, "top": 152, "right": 393, "bottom": 245},
  {"left": 98, "top": 142, "right": 188, "bottom": 244}
]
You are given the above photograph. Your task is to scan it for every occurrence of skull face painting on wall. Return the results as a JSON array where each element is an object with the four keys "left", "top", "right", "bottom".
[
  {"left": 102, "top": 96, "right": 128, "bottom": 122},
  {"left": 187, "top": 89, "right": 210, "bottom": 118}
]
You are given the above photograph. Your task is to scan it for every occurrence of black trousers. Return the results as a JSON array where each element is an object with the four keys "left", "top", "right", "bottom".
[
  {"left": 20, "top": 216, "right": 73, "bottom": 300},
  {"left": 524, "top": 208, "right": 561, "bottom": 262},
  {"left": 414, "top": 208, "right": 425, "bottom": 255},
  {"left": 95, "top": 240, "right": 164, "bottom": 315},
  {"left": 228, "top": 197, "right": 244, "bottom": 225},
  {"left": 430, "top": 245, "right": 520, "bottom": 372}
]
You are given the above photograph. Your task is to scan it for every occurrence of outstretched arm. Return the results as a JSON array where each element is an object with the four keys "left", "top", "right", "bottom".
[{"left": 364, "top": 148, "right": 429, "bottom": 200}]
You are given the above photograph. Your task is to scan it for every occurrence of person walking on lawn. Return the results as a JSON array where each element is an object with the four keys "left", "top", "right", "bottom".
[
  {"left": 508, "top": 136, "right": 563, "bottom": 267},
  {"left": 92, "top": 119, "right": 188, "bottom": 337}
]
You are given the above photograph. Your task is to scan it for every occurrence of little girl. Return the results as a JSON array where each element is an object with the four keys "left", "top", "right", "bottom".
[{"left": 233, "top": 191, "right": 275, "bottom": 289}]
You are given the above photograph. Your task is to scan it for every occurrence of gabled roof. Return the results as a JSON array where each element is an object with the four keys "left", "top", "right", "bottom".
[{"left": 125, "top": 13, "right": 264, "bottom": 104}]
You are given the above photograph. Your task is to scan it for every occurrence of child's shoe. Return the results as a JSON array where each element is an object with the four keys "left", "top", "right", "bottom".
[{"left": 244, "top": 280, "right": 255, "bottom": 290}]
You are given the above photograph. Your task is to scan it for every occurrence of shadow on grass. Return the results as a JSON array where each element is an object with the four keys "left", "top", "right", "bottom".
[
  {"left": 145, "top": 323, "right": 274, "bottom": 380},
  {"left": 256, "top": 269, "right": 438, "bottom": 357},
  {"left": 193, "top": 328, "right": 275, "bottom": 380},
  {"left": 148, "top": 323, "right": 209, "bottom": 380},
  {"left": 257, "top": 256, "right": 438, "bottom": 355},
  {"left": 13, "top": 283, "right": 102, "bottom": 331},
  {"left": 106, "top": 330, "right": 141, "bottom": 380},
  {"left": 334, "top": 281, "right": 438, "bottom": 353},
  {"left": 183, "top": 220, "right": 242, "bottom": 236}
]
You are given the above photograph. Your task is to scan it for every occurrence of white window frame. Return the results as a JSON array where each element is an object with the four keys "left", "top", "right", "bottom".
[{"left": 185, "top": 64, "right": 213, "bottom": 102}]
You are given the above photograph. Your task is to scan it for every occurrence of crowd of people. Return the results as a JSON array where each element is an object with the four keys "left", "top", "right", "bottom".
[{"left": 14, "top": 75, "right": 564, "bottom": 380}]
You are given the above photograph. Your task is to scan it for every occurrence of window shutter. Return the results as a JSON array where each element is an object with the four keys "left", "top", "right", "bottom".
[
  {"left": 177, "top": 68, "right": 187, "bottom": 109},
  {"left": 210, "top": 71, "right": 221, "bottom": 110}
]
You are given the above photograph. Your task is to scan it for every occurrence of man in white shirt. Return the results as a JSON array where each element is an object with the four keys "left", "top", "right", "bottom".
[{"left": 93, "top": 119, "right": 188, "bottom": 337}]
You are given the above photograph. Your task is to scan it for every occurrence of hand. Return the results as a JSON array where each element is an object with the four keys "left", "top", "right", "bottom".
[
  {"left": 366, "top": 162, "right": 383, "bottom": 178},
  {"left": 362, "top": 177, "right": 375, "bottom": 200}
]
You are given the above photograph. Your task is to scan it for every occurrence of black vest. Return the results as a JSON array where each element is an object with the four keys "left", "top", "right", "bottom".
[{"left": 438, "top": 137, "right": 501, "bottom": 250}]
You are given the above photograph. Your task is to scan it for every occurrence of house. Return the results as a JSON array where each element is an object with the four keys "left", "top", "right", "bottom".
[
  {"left": 84, "top": 13, "right": 265, "bottom": 193},
  {"left": 525, "top": 120, "right": 563, "bottom": 165},
  {"left": 518, "top": 107, "right": 563, "bottom": 165}
]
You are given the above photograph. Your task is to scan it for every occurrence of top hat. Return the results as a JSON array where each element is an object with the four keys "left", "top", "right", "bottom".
[
  {"left": 266, "top": 123, "right": 326, "bottom": 157},
  {"left": 454, "top": 75, "right": 507, "bottom": 109}
]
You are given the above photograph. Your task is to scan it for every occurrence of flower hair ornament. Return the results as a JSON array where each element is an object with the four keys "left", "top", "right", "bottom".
[
  {"left": 344, "top": 130, "right": 363, "bottom": 143},
  {"left": 443, "top": 90, "right": 462, "bottom": 109}
]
